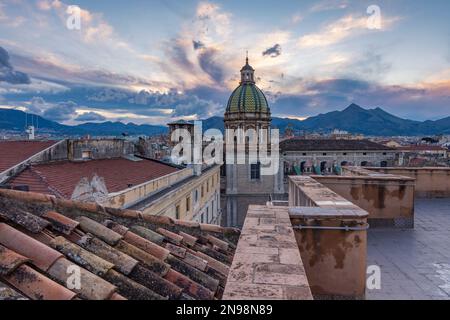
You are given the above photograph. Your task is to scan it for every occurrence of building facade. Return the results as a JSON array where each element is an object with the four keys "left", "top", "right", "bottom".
[
  {"left": 0, "top": 138, "right": 221, "bottom": 225},
  {"left": 222, "top": 57, "right": 284, "bottom": 227}
]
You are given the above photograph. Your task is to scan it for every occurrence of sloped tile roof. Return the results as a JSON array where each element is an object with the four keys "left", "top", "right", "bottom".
[
  {"left": 0, "top": 140, "right": 58, "bottom": 174},
  {"left": 0, "top": 189, "right": 239, "bottom": 300},
  {"left": 280, "top": 139, "right": 394, "bottom": 152},
  {"left": 8, "top": 158, "right": 179, "bottom": 198}
]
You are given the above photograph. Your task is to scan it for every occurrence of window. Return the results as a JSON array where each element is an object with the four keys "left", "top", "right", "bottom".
[
  {"left": 383, "top": 152, "right": 387, "bottom": 156},
  {"left": 207, "top": 180, "right": 209, "bottom": 193},
  {"left": 206, "top": 207, "right": 209, "bottom": 223},
  {"left": 323, "top": 153, "right": 327, "bottom": 156},
  {"left": 82, "top": 150, "right": 92, "bottom": 160},
  {"left": 175, "top": 205, "right": 180, "bottom": 219},
  {"left": 201, "top": 185, "right": 204, "bottom": 198},
  {"left": 186, "top": 197, "right": 190, "bottom": 212},
  {"left": 302, "top": 153, "right": 307, "bottom": 156},
  {"left": 363, "top": 152, "right": 367, "bottom": 156},
  {"left": 194, "top": 190, "right": 198, "bottom": 203},
  {"left": 343, "top": 152, "right": 347, "bottom": 156},
  {"left": 250, "top": 162, "right": 261, "bottom": 180}
]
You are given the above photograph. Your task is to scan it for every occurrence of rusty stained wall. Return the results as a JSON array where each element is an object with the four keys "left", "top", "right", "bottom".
[
  {"left": 68, "top": 139, "right": 134, "bottom": 160},
  {"left": 290, "top": 215, "right": 367, "bottom": 299},
  {"left": 367, "top": 167, "right": 450, "bottom": 198},
  {"left": 313, "top": 176, "right": 415, "bottom": 221}
]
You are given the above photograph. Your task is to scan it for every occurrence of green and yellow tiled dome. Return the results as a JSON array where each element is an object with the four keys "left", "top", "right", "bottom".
[{"left": 226, "top": 83, "right": 270, "bottom": 113}]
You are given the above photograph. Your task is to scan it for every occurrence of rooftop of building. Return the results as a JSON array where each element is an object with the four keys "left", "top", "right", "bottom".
[
  {"left": 0, "top": 140, "right": 58, "bottom": 174},
  {"left": 0, "top": 188, "right": 240, "bottom": 300},
  {"left": 280, "top": 138, "right": 395, "bottom": 152},
  {"left": 397, "top": 145, "right": 448, "bottom": 151},
  {"left": 7, "top": 157, "right": 180, "bottom": 199}
]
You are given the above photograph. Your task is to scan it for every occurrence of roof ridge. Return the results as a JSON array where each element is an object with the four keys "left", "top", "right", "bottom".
[
  {"left": 29, "top": 166, "right": 66, "bottom": 198},
  {"left": 0, "top": 188, "right": 240, "bottom": 238}
]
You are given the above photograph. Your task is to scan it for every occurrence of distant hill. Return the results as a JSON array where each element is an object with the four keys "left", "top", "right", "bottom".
[
  {"left": 202, "top": 104, "right": 450, "bottom": 136},
  {"left": 0, "top": 109, "right": 167, "bottom": 137},
  {"left": 270, "top": 104, "right": 450, "bottom": 136},
  {"left": 1, "top": 104, "right": 450, "bottom": 137}
]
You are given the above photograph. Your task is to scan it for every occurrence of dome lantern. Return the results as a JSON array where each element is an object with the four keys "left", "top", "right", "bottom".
[
  {"left": 240, "top": 52, "right": 255, "bottom": 84},
  {"left": 225, "top": 54, "right": 270, "bottom": 115}
]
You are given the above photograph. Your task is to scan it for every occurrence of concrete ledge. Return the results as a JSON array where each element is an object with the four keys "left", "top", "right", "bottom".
[{"left": 222, "top": 205, "right": 313, "bottom": 300}]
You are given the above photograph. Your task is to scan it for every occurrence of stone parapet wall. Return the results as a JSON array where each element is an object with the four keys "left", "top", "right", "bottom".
[{"left": 222, "top": 205, "right": 313, "bottom": 300}]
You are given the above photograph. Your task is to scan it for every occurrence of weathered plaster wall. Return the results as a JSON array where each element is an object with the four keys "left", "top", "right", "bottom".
[
  {"left": 290, "top": 210, "right": 367, "bottom": 299},
  {"left": 288, "top": 176, "right": 368, "bottom": 299},
  {"left": 313, "top": 175, "right": 415, "bottom": 227},
  {"left": 367, "top": 167, "right": 450, "bottom": 198}
]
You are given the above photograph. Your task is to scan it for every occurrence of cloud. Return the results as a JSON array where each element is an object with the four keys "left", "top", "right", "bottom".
[
  {"left": 262, "top": 44, "right": 282, "bottom": 58},
  {"left": 310, "top": 0, "right": 349, "bottom": 12},
  {"left": 298, "top": 15, "right": 367, "bottom": 48},
  {"left": 25, "top": 96, "right": 77, "bottom": 122},
  {"left": 198, "top": 48, "right": 226, "bottom": 83},
  {"left": 172, "top": 95, "right": 220, "bottom": 118},
  {"left": 269, "top": 78, "right": 450, "bottom": 120},
  {"left": 193, "top": 40, "right": 205, "bottom": 50},
  {"left": 75, "top": 111, "right": 106, "bottom": 122},
  {"left": 0, "top": 46, "right": 31, "bottom": 84},
  {"left": 10, "top": 52, "right": 165, "bottom": 89},
  {"left": 42, "top": 100, "right": 77, "bottom": 121}
]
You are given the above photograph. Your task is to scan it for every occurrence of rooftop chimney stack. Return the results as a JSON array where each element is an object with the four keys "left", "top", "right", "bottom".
[{"left": 26, "top": 125, "right": 35, "bottom": 140}]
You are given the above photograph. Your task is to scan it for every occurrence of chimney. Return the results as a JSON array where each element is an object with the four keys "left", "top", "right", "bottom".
[{"left": 26, "top": 126, "right": 35, "bottom": 140}]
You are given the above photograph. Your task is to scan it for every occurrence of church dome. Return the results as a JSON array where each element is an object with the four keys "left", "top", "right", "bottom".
[
  {"left": 225, "top": 56, "right": 270, "bottom": 114},
  {"left": 226, "top": 83, "right": 269, "bottom": 113}
]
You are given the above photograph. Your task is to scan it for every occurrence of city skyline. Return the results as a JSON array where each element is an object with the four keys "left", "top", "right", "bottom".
[{"left": 0, "top": 0, "right": 449, "bottom": 126}]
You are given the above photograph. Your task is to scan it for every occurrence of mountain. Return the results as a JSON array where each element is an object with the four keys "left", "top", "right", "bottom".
[
  {"left": 0, "top": 109, "right": 168, "bottom": 136},
  {"left": 1, "top": 104, "right": 450, "bottom": 137},
  {"left": 268, "top": 104, "right": 450, "bottom": 136}
]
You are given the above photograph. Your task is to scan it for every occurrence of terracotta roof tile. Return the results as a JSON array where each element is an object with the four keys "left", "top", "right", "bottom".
[
  {"left": 0, "top": 244, "right": 30, "bottom": 276},
  {"left": 0, "top": 141, "right": 58, "bottom": 174},
  {"left": 42, "top": 211, "right": 79, "bottom": 235},
  {"left": 104, "top": 269, "right": 165, "bottom": 300},
  {"left": 114, "top": 240, "right": 169, "bottom": 276},
  {"left": 128, "top": 264, "right": 182, "bottom": 299},
  {"left": 163, "top": 269, "right": 213, "bottom": 300},
  {"left": 0, "top": 223, "right": 62, "bottom": 271},
  {"left": 0, "top": 282, "right": 28, "bottom": 300},
  {"left": 8, "top": 158, "right": 179, "bottom": 198},
  {"left": 50, "top": 236, "right": 114, "bottom": 277},
  {"left": 183, "top": 252, "right": 208, "bottom": 272},
  {"left": 205, "top": 235, "right": 229, "bottom": 251},
  {"left": 77, "top": 217, "right": 123, "bottom": 246},
  {"left": 166, "top": 254, "right": 219, "bottom": 293},
  {"left": 194, "top": 251, "right": 229, "bottom": 276},
  {"left": 0, "top": 208, "right": 50, "bottom": 233},
  {"left": 179, "top": 231, "right": 198, "bottom": 247},
  {"left": 47, "top": 257, "right": 116, "bottom": 300},
  {"left": 280, "top": 138, "right": 394, "bottom": 151},
  {"left": 77, "top": 234, "right": 138, "bottom": 275},
  {"left": 122, "top": 230, "right": 170, "bottom": 261},
  {"left": 3, "top": 265, "right": 77, "bottom": 300},
  {"left": 0, "top": 188, "right": 239, "bottom": 300},
  {"left": 165, "top": 243, "right": 186, "bottom": 258},
  {"left": 130, "top": 225, "right": 165, "bottom": 245},
  {"left": 157, "top": 228, "right": 184, "bottom": 245},
  {"left": 110, "top": 292, "right": 127, "bottom": 300}
]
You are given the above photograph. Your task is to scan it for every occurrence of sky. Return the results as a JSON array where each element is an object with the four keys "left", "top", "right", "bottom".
[{"left": 0, "top": 0, "right": 449, "bottom": 126}]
